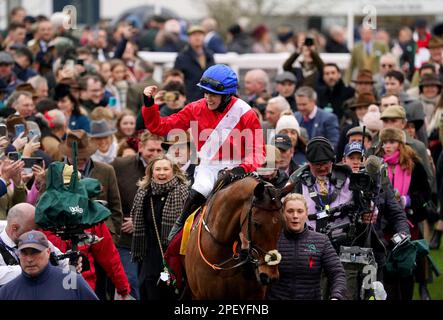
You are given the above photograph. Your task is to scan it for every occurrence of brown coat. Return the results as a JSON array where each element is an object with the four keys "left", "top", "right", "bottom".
[
  {"left": 89, "top": 160, "right": 123, "bottom": 245},
  {"left": 0, "top": 185, "right": 27, "bottom": 220},
  {"left": 111, "top": 154, "right": 146, "bottom": 248}
]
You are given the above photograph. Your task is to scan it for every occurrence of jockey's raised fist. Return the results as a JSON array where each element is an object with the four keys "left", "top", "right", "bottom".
[{"left": 143, "top": 85, "right": 158, "bottom": 98}]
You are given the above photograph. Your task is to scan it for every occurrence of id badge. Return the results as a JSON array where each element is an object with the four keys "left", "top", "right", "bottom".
[{"left": 316, "top": 210, "right": 328, "bottom": 220}]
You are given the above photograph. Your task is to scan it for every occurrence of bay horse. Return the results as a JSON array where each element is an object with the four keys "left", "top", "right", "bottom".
[{"left": 184, "top": 175, "right": 293, "bottom": 299}]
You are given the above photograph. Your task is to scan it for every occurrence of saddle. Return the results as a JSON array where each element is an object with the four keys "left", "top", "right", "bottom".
[{"left": 163, "top": 207, "right": 203, "bottom": 291}]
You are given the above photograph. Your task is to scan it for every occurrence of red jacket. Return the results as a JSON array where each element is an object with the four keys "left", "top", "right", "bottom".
[
  {"left": 142, "top": 97, "right": 265, "bottom": 172},
  {"left": 45, "top": 222, "right": 130, "bottom": 296}
]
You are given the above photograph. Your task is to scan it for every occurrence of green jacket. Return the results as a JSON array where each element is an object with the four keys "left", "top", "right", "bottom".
[{"left": 345, "top": 40, "right": 390, "bottom": 84}]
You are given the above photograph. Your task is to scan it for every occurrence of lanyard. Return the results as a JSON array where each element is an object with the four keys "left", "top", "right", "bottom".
[{"left": 313, "top": 181, "right": 332, "bottom": 210}]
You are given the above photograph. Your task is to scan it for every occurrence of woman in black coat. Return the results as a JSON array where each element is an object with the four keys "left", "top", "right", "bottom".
[
  {"left": 267, "top": 193, "right": 347, "bottom": 300},
  {"left": 376, "top": 128, "right": 432, "bottom": 300},
  {"left": 130, "top": 156, "right": 189, "bottom": 300}
]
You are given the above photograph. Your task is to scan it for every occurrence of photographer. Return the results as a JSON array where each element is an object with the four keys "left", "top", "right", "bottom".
[
  {"left": 282, "top": 40, "right": 324, "bottom": 89},
  {"left": 289, "top": 137, "right": 409, "bottom": 299}
]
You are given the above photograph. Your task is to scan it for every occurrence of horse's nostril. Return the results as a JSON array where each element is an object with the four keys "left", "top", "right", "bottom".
[{"left": 259, "top": 273, "right": 271, "bottom": 285}]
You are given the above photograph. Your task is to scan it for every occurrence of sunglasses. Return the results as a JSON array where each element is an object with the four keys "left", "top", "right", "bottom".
[{"left": 200, "top": 77, "right": 225, "bottom": 91}]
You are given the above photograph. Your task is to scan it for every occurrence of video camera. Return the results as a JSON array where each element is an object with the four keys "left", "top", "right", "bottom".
[
  {"left": 309, "top": 155, "right": 387, "bottom": 248},
  {"left": 36, "top": 143, "right": 111, "bottom": 270}
]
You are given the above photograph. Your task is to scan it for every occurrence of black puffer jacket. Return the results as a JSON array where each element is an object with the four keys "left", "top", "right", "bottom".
[{"left": 267, "top": 226, "right": 347, "bottom": 300}]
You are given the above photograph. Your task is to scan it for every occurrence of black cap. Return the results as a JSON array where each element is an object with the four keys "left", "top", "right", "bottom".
[
  {"left": 272, "top": 134, "right": 292, "bottom": 151},
  {"left": 306, "top": 137, "right": 335, "bottom": 163},
  {"left": 53, "top": 83, "right": 72, "bottom": 101}
]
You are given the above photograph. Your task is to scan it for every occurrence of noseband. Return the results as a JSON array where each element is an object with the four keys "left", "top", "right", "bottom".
[{"left": 197, "top": 179, "right": 283, "bottom": 274}]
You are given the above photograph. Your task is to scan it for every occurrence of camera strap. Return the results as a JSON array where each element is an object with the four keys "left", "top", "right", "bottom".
[{"left": 0, "top": 238, "right": 18, "bottom": 266}]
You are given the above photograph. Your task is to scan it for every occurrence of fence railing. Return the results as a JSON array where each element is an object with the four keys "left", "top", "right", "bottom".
[{"left": 138, "top": 51, "right": 351, "bottom": 83}]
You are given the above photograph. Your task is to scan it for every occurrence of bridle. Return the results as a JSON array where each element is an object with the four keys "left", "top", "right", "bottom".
[{"left": 197, "top": 179, "right": 283, "bottom": 277}]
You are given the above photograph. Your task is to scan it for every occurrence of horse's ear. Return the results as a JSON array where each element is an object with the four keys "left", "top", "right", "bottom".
[
  {"left": 279, "top": 182, "right": 295, "bottom": 199},
  {"left": 254, "top": 182, "right": 265, "bottom": 199}
]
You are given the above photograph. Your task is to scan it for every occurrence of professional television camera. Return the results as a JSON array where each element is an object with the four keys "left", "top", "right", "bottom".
[
  {"left": 35, "top": 142, "right": 111, "bottom": 269},
  {"left": 308, "top": 155, "right": 388, "bottom": 249}
]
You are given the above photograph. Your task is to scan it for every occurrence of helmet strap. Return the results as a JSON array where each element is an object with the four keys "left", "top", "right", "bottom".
[{"left": 214, "top": 94, "right": 232, "bottom": 113}]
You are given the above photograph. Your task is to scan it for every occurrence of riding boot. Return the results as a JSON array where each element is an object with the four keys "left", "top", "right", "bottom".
[
  {"left": 167, "top": 189, "right": 207, "bottom": 242},
  {"left": 429, "top": 230, "right": 442, "bottom": 250}
]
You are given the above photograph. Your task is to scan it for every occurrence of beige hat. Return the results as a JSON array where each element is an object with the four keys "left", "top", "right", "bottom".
[
  {"left": 187, "top": 25, "right": 205, "bottom": 35},
  {"left": 380, "top": 105, "right": 406, "bottom": 120},
  {"left": 257, "top": 145, "right": 281, "bottom": 175}
]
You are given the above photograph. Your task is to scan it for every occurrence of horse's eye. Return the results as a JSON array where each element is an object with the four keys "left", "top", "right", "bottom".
[{"left": 253, "top": 221, "right": 262, "bottom": 229}]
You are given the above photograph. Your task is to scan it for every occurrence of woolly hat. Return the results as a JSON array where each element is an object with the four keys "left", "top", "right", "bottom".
[
  {"left": 362, "top": 105, "right": 383, "bottom": 132},
  {"left": 379, "top": 128, "right": 406, "bottom": 144},
  {"left": 275, "top": 115, "right": 301, "bottom": 136}
]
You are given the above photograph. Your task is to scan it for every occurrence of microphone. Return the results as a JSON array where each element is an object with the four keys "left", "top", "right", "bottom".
[
  {"left": 364, "top": 155, "right": 390, "bottom": 194},
  {"left": 364, "top": 155, "right": 383, "bottom": 180}
]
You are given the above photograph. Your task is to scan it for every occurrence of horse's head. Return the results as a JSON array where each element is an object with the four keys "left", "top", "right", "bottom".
[{"left": 244, "top": 181, "right": 294, "bottom": 286}]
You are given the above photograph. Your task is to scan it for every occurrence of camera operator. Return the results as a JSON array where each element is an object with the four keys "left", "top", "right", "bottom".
[
  {"left": 288, "top": 137, "right": 354, "bottom": 239},
  {"left": 289, "top": 137, "right": 410, "bottom": 299},
  {"left": 0, "top": 203, "right": 81, "bottom": 286}
]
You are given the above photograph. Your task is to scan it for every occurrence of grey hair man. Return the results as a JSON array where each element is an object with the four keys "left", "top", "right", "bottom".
[
  {"left": 0, "top": 203, "right": 70, "bottom": 285},
  {"left": 264, "top": 95, "right": 292, "bottom": 143},
  {"left": 294, "top": 86, "right": 340, "bottom": 148},
  {"left": 243, "top": 69, "right": 270, "bottom": 105}
]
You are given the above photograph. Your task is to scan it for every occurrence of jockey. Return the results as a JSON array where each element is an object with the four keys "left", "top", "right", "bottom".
[{"left": 142, "top": 64, "right": 265, "bottom": 241}]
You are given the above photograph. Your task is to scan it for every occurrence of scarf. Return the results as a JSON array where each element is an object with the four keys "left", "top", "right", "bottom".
[
  {"left": 131, "top": 176, "right": 189, "bottom": 262},
  {"left": 420, "top": 94, "right": 441, "bottom": 126},
  {"left": 428, "top": 106, "right": 443, "bottom": 137},
  {"left": 91, "top": 139, "right": 118, "bottom": 164},
  {"left": 383, "top": 150, "right": 411, "bottom": 196}
]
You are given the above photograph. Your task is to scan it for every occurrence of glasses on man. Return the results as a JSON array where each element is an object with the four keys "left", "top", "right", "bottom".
[{"left": 381, "top": 64, "right": 394, "bottom": 68}]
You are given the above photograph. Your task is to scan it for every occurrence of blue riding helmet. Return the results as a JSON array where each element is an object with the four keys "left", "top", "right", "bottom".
[{"left": 197, "top": 64, "right": 238, "bottom": 95}]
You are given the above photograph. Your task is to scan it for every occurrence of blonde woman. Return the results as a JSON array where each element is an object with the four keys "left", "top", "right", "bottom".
[
  {"left": 130, "top": 156, "right": 189, "bottom": 300},
  {"left": 267, "top": 193, "right": 346, "bottom": 300}
]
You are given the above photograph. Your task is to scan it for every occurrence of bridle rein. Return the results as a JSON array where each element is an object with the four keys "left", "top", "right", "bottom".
[{"left": 196, "top": 179, "right": 283, "bottom": 275}]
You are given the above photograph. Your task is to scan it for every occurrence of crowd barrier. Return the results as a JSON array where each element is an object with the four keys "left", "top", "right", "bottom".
[{"left": 138, "top": 51, "right": 351, "bottom": 83}]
